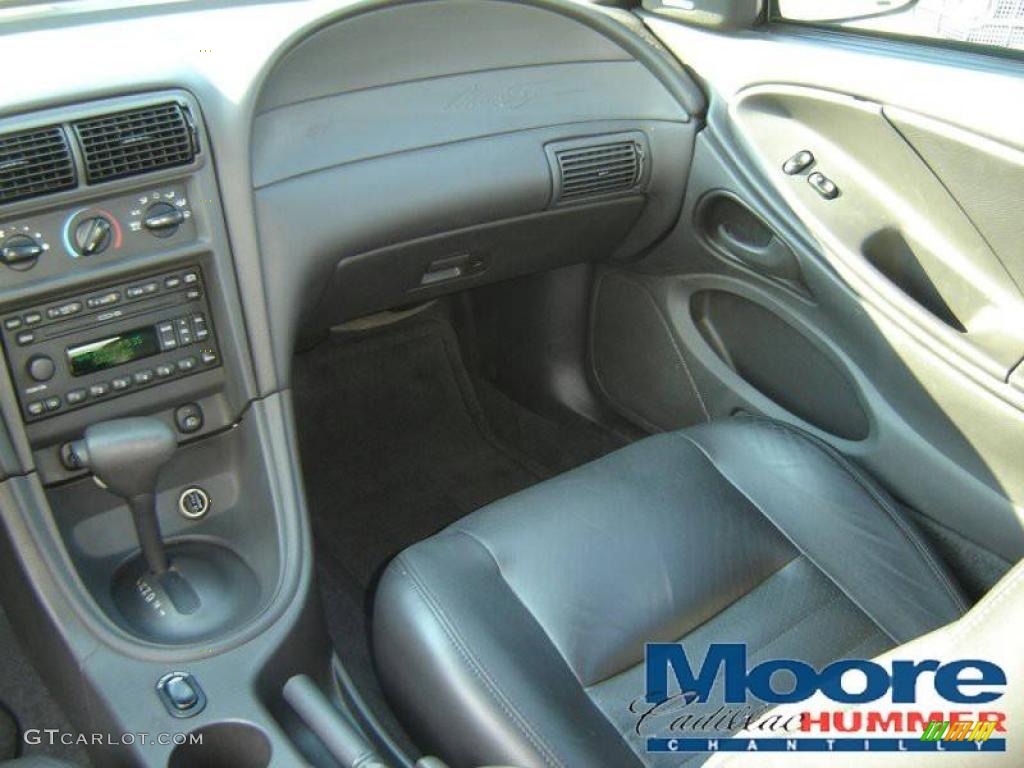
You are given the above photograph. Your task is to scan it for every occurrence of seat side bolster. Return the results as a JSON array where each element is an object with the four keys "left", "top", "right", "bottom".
[{"left": 372, "top": 533, "right": 643, "bottom": 768}]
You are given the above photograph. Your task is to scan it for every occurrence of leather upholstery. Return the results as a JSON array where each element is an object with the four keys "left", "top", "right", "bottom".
[{"left": 373, "top": 417, "right": 967, "bottom": 768}]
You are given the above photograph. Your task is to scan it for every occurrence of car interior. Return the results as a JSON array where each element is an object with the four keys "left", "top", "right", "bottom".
[{"left": 0, "top": 0, "right": 1022, "bottom": 766}]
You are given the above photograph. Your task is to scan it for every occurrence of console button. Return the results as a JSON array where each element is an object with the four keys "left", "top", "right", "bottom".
[
  {"left": 86, "top": 291, "right": 120, "bottom": 309},
  {"left": 133, "top": 369, "right": 154, "bottom": 385},
  {"left": 200, "top": 350, "right": 217, "bottom": 365},
  {"left": 4, "top": 317, "right": 21, "bottom": 331},
  {"left": 125, "top": 282, "right": 157, "bottom": 299},
  {"left": 43, "top": 396, "right": 61, "bottom": 412},
  {"left": 16, "top": 331, "right": 34, "bottom": 346},
  {"left": 156, "top": 363, "right": 175, "bottom": 378},
  {"left": 164, "top": 276, "right": 182, "bottom": 289},
  {"left": 183, "top": 271, "right": 198, "bottom": 284},
  {"left": 177, "top": 356, "right": 197, "bottom": 373},
  {"left": 185, "top": 288, "right": 200, "bottom": 300},
  {"left": 26, "top": 401, "right": 44, "bottom": 416},
  {"left": 163, "top": 674, "right": 199, "bottom": 710},
  {"left": 174, "top": 403, "right": 204, "bottom": 435},
  {"left": 89, "top": 382, "right": 110, "bottom": 398},
  {"left": 111, "top": 376, "right": 132, "bottom": 391},
  {"left": 783, "top": 150, "right": 815, "bottom": 175},
  {"left": 46, "top": 301, "right": 83, "bottom": 319},
  {"left": 66, "top": 389, "right": 87, "bottom": 405},
  {"left": 23, "top": 312, "right": 41, "bottom": 325},
  {"left": 26, "top": 355, "right": 55, "bottom": 382}
]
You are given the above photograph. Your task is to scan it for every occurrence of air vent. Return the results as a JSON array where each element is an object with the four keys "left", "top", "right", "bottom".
[
  {"left": 74, "top": 102, "right": 197, "bottom": 184},
  {"left": 0, "top": 126, "right": 76, "bottom": 205},
  {"left": 553, "top": 140, "right": 644, "bottom": 203}
]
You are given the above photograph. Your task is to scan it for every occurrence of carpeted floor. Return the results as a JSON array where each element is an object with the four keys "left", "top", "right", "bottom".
[
  {"left": 0, "top": 605, "right": 90, "bottom": 765},
  {"left": 292, "top": 310, "right": 625, "bottom": 760}
]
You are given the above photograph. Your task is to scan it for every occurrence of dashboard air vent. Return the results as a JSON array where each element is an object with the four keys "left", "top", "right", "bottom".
[
  {"left": 74, "top": 103, "right": 197, "bottom": 184},
  {"left": 554, "top": 140, "right": 644, "bottom": 203},
  {"left": 0, "top": 126, "right": 76, "bottom": 205}
]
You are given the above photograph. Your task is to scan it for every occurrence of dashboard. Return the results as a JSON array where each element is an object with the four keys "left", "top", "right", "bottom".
[{"left": 0, "top": 0, "right": 703, "bottom": 477}]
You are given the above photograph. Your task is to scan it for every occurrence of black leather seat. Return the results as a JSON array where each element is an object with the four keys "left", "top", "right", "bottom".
[{"left": 373, "top": 418, "right": 967, "bottom": 768}]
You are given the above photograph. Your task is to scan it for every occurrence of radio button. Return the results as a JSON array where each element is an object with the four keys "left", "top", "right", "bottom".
[
  {"left": 16, "top": 331, "right": 35, "bottom": 346},
  {"left": 133, "top": 369, "right": 154, "bottom": 385},
  {"left": 157, "top": 322, "right": 178, "bottom": 351},
  {"left": 201, "top": 350, "right": 217, "bottom": 365},
  {"left": 183, "top": 272, "right": 198, "bottom": 284},
  {"left": 4, "top": 317, "right": 22, "bottom": 331},
  {"left": 156, "top": 364, "right": 175, "bottom": 378},
  {"left": 26, "top": 401, "right": 45, "bottom": 417},
  {"left": 185, "top": 289, "right": 201, "bottom": 301},
  {"left": 111, "top": 376, "right": 132, "bottom": 391},
  {"left": 26, "top": 355, "right": 55, "bottom": 382},
  {"left": 177, "top": 356, "right": 197, "bottom": 373},
  {"left": 165, "top": 276, "right": 182, "bottom": 289},
  {"left": 43, "top": 396, "right": 61, "bottom": 412},
  {"left": 23, "top": 312, "right": 41, "bottom": 325},
  {"left": 47, "top": 301, "right": 83, "bottom": 320},
  {"left": 66, "top": 389, "right": 87, "bottom": 405},
  {"left": 89, "top": 383, "right": 110, "bottom": 398},
  {"left": 86, "top": 291, "right": 121, "bottom": 309}
]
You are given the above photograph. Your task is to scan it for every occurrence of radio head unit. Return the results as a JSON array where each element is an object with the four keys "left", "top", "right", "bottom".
[{"left": 2, "top": 266, "right": 220, "bottom": 422}]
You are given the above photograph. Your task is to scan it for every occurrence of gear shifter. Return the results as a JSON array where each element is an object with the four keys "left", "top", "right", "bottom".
[
  {"left": 65, "top": 417, "right": 259, "bottom": 644},
  {"left": 67, "top": 418, "right": 176, "bottom": 575}
]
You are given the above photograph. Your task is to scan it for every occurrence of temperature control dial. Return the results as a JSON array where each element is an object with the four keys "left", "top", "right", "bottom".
[{"left": 73, "top": 215, "right": 114, "bottom": 256}]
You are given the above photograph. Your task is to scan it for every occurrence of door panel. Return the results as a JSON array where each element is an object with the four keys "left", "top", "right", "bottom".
[{"left": 606, "top": 13, "right": 1024, "bottom": 559}]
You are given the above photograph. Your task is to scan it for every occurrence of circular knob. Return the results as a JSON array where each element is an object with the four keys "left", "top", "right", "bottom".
[
  {"left": 26, "top": 354, "right": 55, "bottom": 382},
  {"left": 73, "top": 215, "right": 114, "bottom": 256},
  {"left": 143, "top": 202, "right": 184, "bottom": 238},
  {"left": 1, "top": 234, "right": 43, "bottom": 271}
]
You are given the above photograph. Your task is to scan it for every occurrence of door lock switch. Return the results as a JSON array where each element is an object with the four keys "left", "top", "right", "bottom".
[
  {"left": 807, "top": 171, "right": 839, "bottom": 200},
  {"left": 783, "top": 150, "right": 814, "bottom": 175}
]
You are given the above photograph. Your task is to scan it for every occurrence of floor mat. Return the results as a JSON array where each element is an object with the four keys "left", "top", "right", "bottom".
[
  {"left": 294, "top": 315, "right": 547, "bottom": 591},
  {"left": 0, "top": 604, "right": 90, "bottom": 765},
  {"left": 293, "top": 311, "right": 625, "bottom": 761}
]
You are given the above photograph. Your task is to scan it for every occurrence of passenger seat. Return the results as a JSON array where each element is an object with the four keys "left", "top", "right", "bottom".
[{"left": 373, "top": 417, "right": 967, "bottom": 767}]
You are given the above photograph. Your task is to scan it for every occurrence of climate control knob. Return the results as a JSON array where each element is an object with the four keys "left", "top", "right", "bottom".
[
  {"left": 1, "top": 234, "right": 43, "bottom": 270},
  {"left": 73, "top": 215, "right": 113, "bottom": 256},
  {"left": 143, "top": 202, "right": 185, "bottom": 238}
]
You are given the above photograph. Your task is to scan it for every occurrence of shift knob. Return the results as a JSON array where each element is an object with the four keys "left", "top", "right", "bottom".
[
  {"left": 69, "top": 418, "right": 177, "bottom": 498},
  {"left": 67, "top": 418, "right": 177, "bottom": 575}
]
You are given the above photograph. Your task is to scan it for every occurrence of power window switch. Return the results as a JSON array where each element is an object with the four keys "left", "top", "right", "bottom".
[
  {"left": 807, "top": 171, "right": 839, "bottom": 200},
  {"left": 783, "top": 150, "right": 814, "bottom": 175}
]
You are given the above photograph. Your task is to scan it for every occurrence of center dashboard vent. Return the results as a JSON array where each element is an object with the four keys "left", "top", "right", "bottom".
[
  {"left": 73, "top": 102, "right": 198, "bottom": 184},
  {"left": 550, "top": 136, "right": 646, "bottom": 204},
  {"left": 0, "top": 126, "right": 76, "bottom": 205}
]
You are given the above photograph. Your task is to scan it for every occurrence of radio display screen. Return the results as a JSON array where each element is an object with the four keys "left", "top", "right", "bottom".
[{"left": 67, "top": 326, "right": 161, "bottom": 377}]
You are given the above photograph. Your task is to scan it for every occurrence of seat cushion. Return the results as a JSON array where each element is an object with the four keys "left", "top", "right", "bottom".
[{"left": 372, "top": 417, "right": 967, "bottom": 768}]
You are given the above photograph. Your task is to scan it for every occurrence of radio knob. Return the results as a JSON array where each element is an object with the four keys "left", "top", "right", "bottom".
[
  {"left": 73, "top": 215, "right": 113, "bottom": 256},
  {"left": 26, "top": 354, "right": 55, "bottom": 382},
  {"left": 1, "top": 234, "right": 43, "bottom": 271}
]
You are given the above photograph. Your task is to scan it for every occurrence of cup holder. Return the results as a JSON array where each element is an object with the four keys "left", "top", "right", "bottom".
[{"left": 168, "top": 722, "right": 271, "bottom": 768}]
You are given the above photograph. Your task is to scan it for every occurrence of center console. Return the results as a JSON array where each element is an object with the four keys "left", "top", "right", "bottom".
[{"left": 0, "top": 90, "right": 331, "bottom": 767}]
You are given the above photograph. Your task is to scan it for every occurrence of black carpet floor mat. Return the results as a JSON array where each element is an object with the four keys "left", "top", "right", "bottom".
[
  {"left": 293, "top": 311, "right": 625, "bottom": 760},
  {"left": 0, "top": 605, "right": 90, "bottom": 765}
]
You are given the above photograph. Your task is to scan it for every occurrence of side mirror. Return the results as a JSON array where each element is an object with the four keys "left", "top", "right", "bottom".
[{"left": 777, "top": 0, "right": 919, "bottom": 23}]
